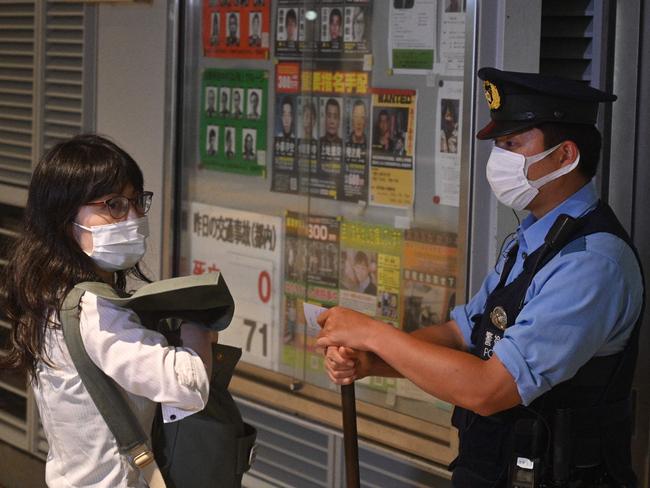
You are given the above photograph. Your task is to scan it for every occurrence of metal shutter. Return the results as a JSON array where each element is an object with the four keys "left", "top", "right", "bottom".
[
  {"left": 0, "top": 1, "right": 36, "bottom": 195},
  {"left": 539, "top": 0, "right": 609, "bottom": 86},
  {"left": 0, "top": 0, "right": 93, "bottom": 206},
  {"left": 0, "top": 0, "right": 94, "bottom": 457}
]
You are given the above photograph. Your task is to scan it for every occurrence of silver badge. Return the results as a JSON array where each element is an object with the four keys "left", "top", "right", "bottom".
[{"left": 490, "top": 306, "right": 508, "bottom": 330}]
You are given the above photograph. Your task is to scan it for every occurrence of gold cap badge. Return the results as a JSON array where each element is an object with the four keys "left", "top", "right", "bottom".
[{"left": 483, "top": 81, "right": 501, "bottom": 110}]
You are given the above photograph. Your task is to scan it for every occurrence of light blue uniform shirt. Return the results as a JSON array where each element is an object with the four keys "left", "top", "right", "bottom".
[{"left": 451, "top": 182, "right": 643, "bottom": 405}]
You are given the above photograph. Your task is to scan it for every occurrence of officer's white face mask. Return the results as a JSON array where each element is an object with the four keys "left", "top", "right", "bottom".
[
  {"left": 74, "top": 217, "right": 149, "bottom": 272},
  {"left": 486, "top": 143, "right": 580, "bottom": 211}
]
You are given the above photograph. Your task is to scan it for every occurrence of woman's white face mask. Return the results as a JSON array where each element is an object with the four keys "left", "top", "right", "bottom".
[
  {"left": 74, "top": 217, "right": 149, "bottom": 272},
  {"left": 485, "top": 143, "right": 580, "bottom": 211}
]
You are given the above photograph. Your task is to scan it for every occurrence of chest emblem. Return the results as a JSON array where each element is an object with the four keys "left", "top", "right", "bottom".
[{"left": 490, "top": 306, "right": 508, "bottom": 330}]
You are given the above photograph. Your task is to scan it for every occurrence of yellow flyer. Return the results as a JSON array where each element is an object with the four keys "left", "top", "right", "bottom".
[{"left": 369, "top": 88, "right": 417, "bottom": 208}]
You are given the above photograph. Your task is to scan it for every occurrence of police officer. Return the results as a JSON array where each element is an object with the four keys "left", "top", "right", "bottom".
[{"left": 317, "top": 68, "right": 644, "bottom": 487}]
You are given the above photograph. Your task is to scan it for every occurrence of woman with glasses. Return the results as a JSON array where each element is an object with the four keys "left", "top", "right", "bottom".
[{"left": 0, "top": 134, "right": 212, "bottom": 487}]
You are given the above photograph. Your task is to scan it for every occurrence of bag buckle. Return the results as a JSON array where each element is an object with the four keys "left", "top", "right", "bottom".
[
  {"left": 129, "top": 444, "right": 155, "bottom": 469},
  {"left": 248, "top": 443, "right": 258, "bottom": 468}
]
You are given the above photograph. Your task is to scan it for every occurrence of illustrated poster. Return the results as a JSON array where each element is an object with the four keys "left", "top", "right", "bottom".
[
  {"left": 281, "top": 212, "right": 340, "bottom": 379},
  {"left": 339, "top": 220, "right": 403, "bottom": 391},
  {"left": 397, "top": 227, "right": 457, "bottom": 404}
]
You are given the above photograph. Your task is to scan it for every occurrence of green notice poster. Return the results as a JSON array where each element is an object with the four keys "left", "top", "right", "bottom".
[{"left": 200, "top": 68, "right": 269, "bottom": 176}]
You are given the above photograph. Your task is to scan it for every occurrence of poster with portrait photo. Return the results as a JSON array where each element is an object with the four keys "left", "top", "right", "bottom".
[
  {"left": 338, "top": 219, "right": 402, "bottom": 393},
  {"left": 319, "top": 6, "right": 343, "bottom": 54},
  {"left": 369, "top": 88, "right": 417, "bottom": 208},
  {"left": 275, "top": 6, "right": 300, "bottom": 57},
  {"left": 271, "top": 61, "right": 371, "bottom": 201},
  {"left": 273, "top": 93, "right": 298, "bottom": 174},
  {"left": 343, "top": 6, "right": 371, "bottom": 54},
  {"left": 315, "top": 96, "right": 343, "bottom": 199},
  {"left": 223, "top": 126, "right": 236, "bottom": 158},
  {"left": 298, "top": 7, "right": 318, "bottom": 54},
  {"left": 247, "top": 11, "right": 263, "bottom": 48},
  {"left": 242, "top": 128, "right": 257, "bottom": 161},
  {"left": 218, "top": 87, "right": 231, "bottom": 117},
  {"left": 208, "top": 12, "right": 220, "bottom": 46},
  {"left": 206, "top": 125, "right": 219, "bottom": 156},
  {"left": 202, "top": 0, "right": 270, "bottom": 59},
  {"left": 271, "top": 63, "right": 300, "bottom": 195},
  {"left": 296, "top": 95, "right": 319, "bottom": 195},
  {"left": 224, "top": 12, "right": 240, "bottom": 47},
  {"left": 230, "top": 87, "right": 244, "bottom": 118},
  {"left": 280, "top": 212, "right": 340, "bottom": 380},
  {"left": 205, "top": 87, "right": 218, "bottom": 117},
  {"left": 200, "top": 68, "right": 268, "bottom": 176},
  {"left": 434, "top": 80, "right": 463, "bottom": 206},
  {"left": 400, "top": 228, "right": 458, "bottom": 334},
  {"left": 246, "top": 88, "right": 262, "bottom": 119},
  {"left": 340, "top": 97, "right": 370, "bottom": 203}
]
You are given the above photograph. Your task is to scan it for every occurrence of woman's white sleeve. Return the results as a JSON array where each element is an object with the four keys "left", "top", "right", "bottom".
[{"left": 78, "top": 292, "right": 210, "bottom": 418}]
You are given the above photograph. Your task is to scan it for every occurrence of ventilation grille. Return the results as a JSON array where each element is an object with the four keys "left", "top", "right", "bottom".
[
  {"left": 0, "top": 1, "right": 35, "bottom": 189},
  {"left": 540, "top": 0, "right": 601, "bottom": 83},
  {"left": 238, "top": 399, "right": 452, "bottom": 488},
  {"left": 43, "top": 1, "right": 85, "bottom": 152},
  {"left": 0, "top": 1, "right": 87, "bottom": 193}
]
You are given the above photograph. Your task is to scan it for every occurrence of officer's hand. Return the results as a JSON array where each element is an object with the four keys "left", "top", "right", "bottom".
[
  {"left": 316, "top": 306, "right": 390, "bottom": 351},
  {"left": 324, "top": 346, "right": 371, "bottom": 385}
]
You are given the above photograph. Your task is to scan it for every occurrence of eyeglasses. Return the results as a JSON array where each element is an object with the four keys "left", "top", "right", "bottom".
[{"left": 85, "top": 191, "right": 153, "bottom": 219}]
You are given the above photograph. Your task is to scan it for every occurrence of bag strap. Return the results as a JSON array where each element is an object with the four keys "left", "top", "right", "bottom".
[{"left": 61, "top": 284, "right": 167, "bottom": 488}]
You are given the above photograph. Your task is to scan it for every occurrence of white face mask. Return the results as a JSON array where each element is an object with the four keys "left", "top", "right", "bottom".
[
  {"left": 486, "top": 143, "right": 580, "bottom": 211},
  {"left": 74, "top": 217, "right": 149, "bottom": 272}
]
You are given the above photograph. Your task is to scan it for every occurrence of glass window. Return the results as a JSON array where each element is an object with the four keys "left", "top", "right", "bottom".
[{"left": 176, "top": 0, "right": 472, "bottom": 463}]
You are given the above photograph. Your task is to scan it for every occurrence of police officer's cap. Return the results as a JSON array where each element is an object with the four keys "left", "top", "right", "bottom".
[{"left": 476, "top": 67, "right": 617, "bottom": 140}]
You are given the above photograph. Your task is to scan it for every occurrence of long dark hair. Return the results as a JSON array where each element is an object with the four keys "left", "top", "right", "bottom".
[{"left": 0, "top": 134, "right": 150, "bottom": 377}]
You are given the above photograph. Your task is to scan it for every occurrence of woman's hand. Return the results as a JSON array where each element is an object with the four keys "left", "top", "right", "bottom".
[{"left": 180, "top": 322, "right": 213, "bottom": 379}]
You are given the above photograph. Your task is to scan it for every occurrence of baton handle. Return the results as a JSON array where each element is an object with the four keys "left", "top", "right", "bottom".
[{"left": 341, "top": 383, "right": 360, "bottom": 488}]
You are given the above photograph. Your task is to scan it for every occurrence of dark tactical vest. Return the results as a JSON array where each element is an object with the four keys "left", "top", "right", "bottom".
[{"left": 450, "top": 202, "right": 644, "bottom": 488}]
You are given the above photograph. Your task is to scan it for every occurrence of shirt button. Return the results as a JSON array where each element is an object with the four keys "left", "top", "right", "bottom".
[
  {"left": 522, "top": 252, "right": 528, "bottom": 259},
  {"left": 170, "top": 414, "right": 176, "bottom": 420}
]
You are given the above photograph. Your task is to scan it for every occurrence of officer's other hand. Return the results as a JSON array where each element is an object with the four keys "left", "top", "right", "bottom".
[{"left": 324, "top": 346, "right": 371, "bottom": 385}]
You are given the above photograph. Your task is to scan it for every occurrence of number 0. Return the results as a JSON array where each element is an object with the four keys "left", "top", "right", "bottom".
[{"left": 258, "top": 270, "right": 271, "bottom": 303}]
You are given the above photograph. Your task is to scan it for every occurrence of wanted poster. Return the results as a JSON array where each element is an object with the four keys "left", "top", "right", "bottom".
[
  {"left": 369, "top": 88, "right": 417, "bottom": 208},
  {"left": 271, "top": 61, "right": 371, "bottom": 203},
  {"left": 271, "top": 63, "right": 300, "bottom": 194},
  {"left": 203, "top": 0, "right": 271, "bottom": 59},
  {"left": 200, "top": 68, "right": 268, "bottom": 176},
  {"left": 274, "top": 1, "right": 372, "bottom": 60}
]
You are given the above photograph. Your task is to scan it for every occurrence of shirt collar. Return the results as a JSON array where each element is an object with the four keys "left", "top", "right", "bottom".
[{"left": 517, "top": 181, "right": 599, "bottom": 253}]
